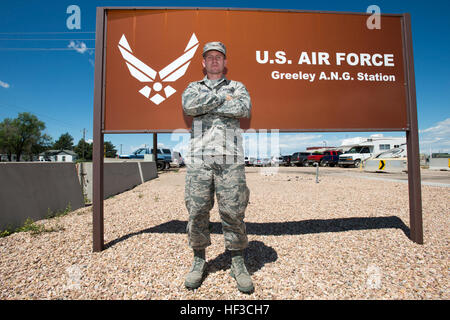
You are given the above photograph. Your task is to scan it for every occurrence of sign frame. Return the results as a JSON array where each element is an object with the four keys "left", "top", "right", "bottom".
[{"left": 92, "top": 7, "right": 423, "bottom": 252}]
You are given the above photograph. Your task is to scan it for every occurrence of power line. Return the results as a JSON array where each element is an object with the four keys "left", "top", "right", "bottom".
[
  {"left": 0, "top": 48, "right": 95, "bottom": 51},
  {"left": 0, "top": 38, "right": 95, "bottom": 41},
  {"left": 0, "top": 31, "right": 95, "bottom": 35}
]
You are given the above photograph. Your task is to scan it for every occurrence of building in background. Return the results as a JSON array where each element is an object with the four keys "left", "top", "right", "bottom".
[{"left": 39, "top": 150, "right": 78, "bottom": 162}]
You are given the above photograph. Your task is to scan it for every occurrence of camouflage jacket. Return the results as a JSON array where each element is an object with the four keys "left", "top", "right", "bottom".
[{"left": 182, "top": 76, "right": 251, "bottom": 161}]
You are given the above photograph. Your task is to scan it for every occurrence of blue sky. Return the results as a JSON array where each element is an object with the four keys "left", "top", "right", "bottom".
[{"left": 0, "top": 0, "right": 449, "bottom": 156}]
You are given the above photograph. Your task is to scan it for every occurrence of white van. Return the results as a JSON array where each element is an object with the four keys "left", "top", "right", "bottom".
[{"left": 338, "top": 137, "right": 406, "bottom": 168}]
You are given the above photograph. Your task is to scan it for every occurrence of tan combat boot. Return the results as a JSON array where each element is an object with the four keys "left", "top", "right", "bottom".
[
  {"left": 185, "top": 249, "right": 206, "bottom": 289},
  {"left": 230, "top": 250, "right": 254, "bottom": 293}
]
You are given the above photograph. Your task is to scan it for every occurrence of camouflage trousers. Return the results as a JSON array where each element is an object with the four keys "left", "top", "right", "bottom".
[{"left": 185, "top": 158, "right": 250, "bottom": 251}]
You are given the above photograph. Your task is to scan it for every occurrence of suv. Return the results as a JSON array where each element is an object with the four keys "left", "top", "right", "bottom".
[
  {"left": 291, "top": 152, "right": 311, "bottom": 166},
  {"left": 320, "top": 150, "right": 343, "bottom": 167}
]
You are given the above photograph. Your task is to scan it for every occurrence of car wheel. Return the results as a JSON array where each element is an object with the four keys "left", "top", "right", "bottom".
[
  {"left": 157, "top": 161, "right": 164, "bottom": 170},
  {"left": 354, "top": 159, "right": 361, "bottom": 168}
]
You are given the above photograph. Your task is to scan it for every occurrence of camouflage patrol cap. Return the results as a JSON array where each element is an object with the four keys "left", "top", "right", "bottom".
[{"left": 202, "top": 41, "right": 226, "bottom": 57}]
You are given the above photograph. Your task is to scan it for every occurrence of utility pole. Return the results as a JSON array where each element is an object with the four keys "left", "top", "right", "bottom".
[{"left": 82, "top": 128, "right": 86, "bottom": 160}]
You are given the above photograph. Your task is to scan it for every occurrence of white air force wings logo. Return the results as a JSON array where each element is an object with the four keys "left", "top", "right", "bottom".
[{"left": 118, "top": 33, "right": 199, "bottom": 105}]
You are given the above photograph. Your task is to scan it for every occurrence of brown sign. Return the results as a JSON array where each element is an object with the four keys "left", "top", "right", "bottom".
[
  {"left": 93, "top": 8, "right": 423, "bottom": 252},
  {"left": 103, "top": 9, "right": 407, "bottom": 132}
]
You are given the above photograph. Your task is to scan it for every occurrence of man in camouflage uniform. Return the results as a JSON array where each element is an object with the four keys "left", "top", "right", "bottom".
[{"left": 182, "top": 41, "right": 253, "bottom": 293}]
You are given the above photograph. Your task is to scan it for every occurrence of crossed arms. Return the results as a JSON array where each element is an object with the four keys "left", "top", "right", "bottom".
[{"left": 182, "top": 81, "right": 251, "bottom": 119}]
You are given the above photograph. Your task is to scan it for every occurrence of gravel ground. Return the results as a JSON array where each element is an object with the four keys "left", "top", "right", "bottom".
[{"left": 0, "top": 167, "right": 448, "bottom": 300}]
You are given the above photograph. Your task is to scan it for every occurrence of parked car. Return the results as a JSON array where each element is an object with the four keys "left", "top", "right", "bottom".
[
  {"left": 254, "top": 158, "right": 263, "bottom": 167},
  {"left": 254, "top": 158, "right": 270, "bottom": 167},
  {"left": 160, "top": 148, "right": 173, "bottom": 163},
  {"left": 270, "top": 156, "right": 283, "bottom": 166},
  {"left": 244, "top": 157, "right": 256, "bottom": 166},
  {"left": 306, "top": 152, "right": 325, "bottom": 166},
  {"left": 320, "top": 150, "right": 343, "bottom": 167},
  {"left": 338, "top": 146, "right": 372, "bottom": 168},
  {"left": 281, "top": 155, "right": 291, "bottom": 166},
  {"left": 291, "top": 152, "right": 311, "bottom": 166},
  {"left": 171, "top": 151, "right": 185, "bottom": 167}
]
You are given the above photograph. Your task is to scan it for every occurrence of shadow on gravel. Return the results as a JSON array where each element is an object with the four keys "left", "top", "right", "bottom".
[
  {"left": 205, "top": 240, "right": 278, "bottom": 275},
  {"left": 105, "top": 216, "right": 409, "bottom": 249}
]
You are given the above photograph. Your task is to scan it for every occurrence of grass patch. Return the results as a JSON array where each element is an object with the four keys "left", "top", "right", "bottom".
[
  {"left": 0, "top": 203, "right": 72, "bottom": 238},
  {"left": 0, "top": 218, "right": 65, "bottom": 238},
  {"left": 45, "top": 203, "right": 72, "bottom": 219}
]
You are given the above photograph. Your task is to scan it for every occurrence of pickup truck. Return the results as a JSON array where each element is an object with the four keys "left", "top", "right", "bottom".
[
  {"left": 306, "top": 152, "right": 324, "bottom": 166},
  {"left": 307, "top": 150, "right": 342, "bottom": 166},
  {"left": 119, "top": 147, "right": 170, "bottom": 170},
  {"left": 320, "top": 150, "right": 342, "bottom": 167}
]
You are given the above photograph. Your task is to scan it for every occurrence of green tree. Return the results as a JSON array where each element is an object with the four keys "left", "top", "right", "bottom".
[
  {"left": 2, "top": 113, "right": 46, "bottom": 161},
  {"left": 0, "top": 118, "right": 19, "bottom": 161},
  {"left": 104, "top": 141, "right": 117, "bottom": 158},
  {"left": 53, "top": 132, "right": 74, "bottom": 151},
  {"left": 30, "top": 133, "right": 53, "bottom": 159},
  {"left": 74, "top": 138, "right": 93, "bottom": 161}
]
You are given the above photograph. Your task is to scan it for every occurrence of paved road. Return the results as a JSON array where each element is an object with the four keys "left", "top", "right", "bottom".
[{"left": 248, "top": 166, "right": 450, "bottom": 187}]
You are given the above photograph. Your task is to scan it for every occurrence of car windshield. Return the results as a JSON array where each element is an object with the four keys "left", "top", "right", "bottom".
[
  {"left": 163, "top": 149, "right": 171, "bottom": 154},
  {"left": 346, "top": 146, "right": 364, "bottom": 153}
]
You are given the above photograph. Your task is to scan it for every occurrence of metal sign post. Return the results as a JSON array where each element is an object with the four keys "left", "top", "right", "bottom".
[
  {"left": 92, "top": 7, "right": 105, "bottom": 252},
  {"left": 403, "top": 13, "right": 423, "bottom": 244}
]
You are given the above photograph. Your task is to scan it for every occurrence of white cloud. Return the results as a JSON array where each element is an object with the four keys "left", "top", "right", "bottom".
[
  {"left": 128, "top": 144, "right": 147, "bottom": 153},
  {"left": 0, "top": 80, "right": 10, "bottom": 88},
  {"left": 68, "top": 40, "right": 88, "bottom": 54},
  {"left": 419, "top": 118, "right": 450, "bottom": 135},
  {"left": 419, "top": 118, "right": 450, "bottom": 153}
]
